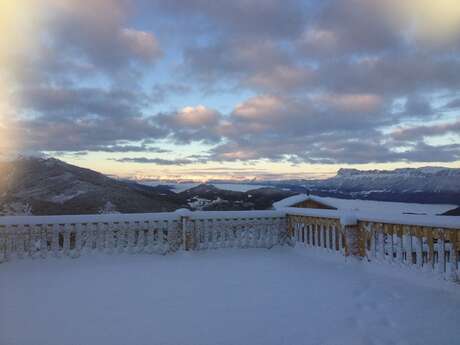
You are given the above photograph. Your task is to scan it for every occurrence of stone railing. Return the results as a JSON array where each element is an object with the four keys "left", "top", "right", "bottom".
[
  {"left": 1, "top": 207, "right": 459, "bottom": 282},
  {"left": 283, "top": 207, "right": 460, "bottom": 281},
  {"left": 0, "top": 209, "right": 287, "bottom": 263}
]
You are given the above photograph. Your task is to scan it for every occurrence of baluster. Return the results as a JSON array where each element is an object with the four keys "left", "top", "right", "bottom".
[
  {"left": 195, "top": 220, "right": 202, "bottom": 250},
  {"left": 394, "top": 225, "right": 402, "bottom": 263},
  {"left": 201, "top": 220, "right": 207, "bottom": 250},
  {"left": 116, "top": 222, "right": 124, "bottom": 253},
  {"left": 377, "top": 225, "right": 385, "bottom": 261},
  {"left": 437, "top": 229, "right": 446, "bottom": 275},
  {"left": 0, "top": 226, "right": 5, "bottom": 263},
  {"left": 13, "top": 225, "right": 24, "bottom": 259},
  {"left": 96, "top": 223, "right": 105, "bottom": 253},
  {"left": 425, "top": 228, "right": 435, "bottom": 271},
  {"left": 210, "top": 220, "right": 216, "bottom": 249},
  {"left": 402, "top": 226, "right": 411, "bottom": 265},
  {"left": 62, "top": 224, "right": 70, "bottom": 257},
  {"left": 4, "top": 225, "right": 12, "bottom": 262},
  {"left": 126, "top": 222, "right": 135, "bottom": 254},
  {"left": 152, "top": 222, "right": 160, "bottom": 253},
  {"left": 219, "top": 219, "right": 226, "bottom": 248},
  {"left": 368, "top": 224, "right": 376, "bottom": 258},
  {"left": 40, "top": 224, "right": 48, "bottom": 259},
  {"left": 416, "top": 227, "right": 423, "bottom": 268},
  {"left": 145, "top": 221, "right": 154, "bottom": 254},
  {"left": 165, "top": 220, "right": 176, "bottom": 254},
  {"left": 85, "top": 223, "right": 94, "bottom": 253},
  {"left": 312, "top": 223, "right": 317, "bottom": 247},
  {"left": 325, "top": 224, "right": 330, "bottom": 250},
  {"left": 448, "top": 231, "right": 458, "bottom": 281},
  {"left": 305, "top": 223, "right": 311, "bottom": 247},
  {"left": 338, "top": 226, "right": 344, "bottom": 255},
  {"left": 73, "top": 223, "right": 82, "bottom": 258},
  {"left": 50, "top": 224, "right": 59, "bottom": 257},
  {"left": 106, "top": 223, "right": 115, "bottom": 254},
  {"left": 331, "top": 225, "right": 337, "bottom": 252},
  {"left": 138, "top": 222, "right": 147, "bottom": 253}
]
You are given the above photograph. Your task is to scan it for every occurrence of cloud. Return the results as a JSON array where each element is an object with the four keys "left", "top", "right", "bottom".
[
  {"left": 391, "top": 121, "right": 460, "bottom": 141},
  {"left": 151, "top": 0, "right": 307, "bottom": 39},
  {"left": 44, "top": 0, "right": 162, "bottom": 74},
  {"left": 4, "top": 0, "right": 460, "bottom": 168},
  {"left": 113, "top": 157, "right": 196, "bottom": 165},
  {"left": 155, "top": 105, "right": 222, "bottom": 144},
  {"left": 151, "top": 83, "right": 192, "bottom": 103}
]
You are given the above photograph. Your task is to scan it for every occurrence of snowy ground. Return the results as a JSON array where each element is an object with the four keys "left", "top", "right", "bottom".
[{"left": 1, "top": 248, "right": 459, "bottom": 345}]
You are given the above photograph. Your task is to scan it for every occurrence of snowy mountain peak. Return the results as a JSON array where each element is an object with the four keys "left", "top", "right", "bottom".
[{"left": 336, "top": 166, "right": 460, "bottom": 178}]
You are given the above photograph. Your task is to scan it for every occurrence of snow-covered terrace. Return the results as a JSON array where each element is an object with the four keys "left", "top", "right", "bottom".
[{"left": 1, "top": 207, "right": 460, "bottom": 344}]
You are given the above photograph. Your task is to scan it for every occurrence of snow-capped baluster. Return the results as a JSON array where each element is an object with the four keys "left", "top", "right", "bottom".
[
  {"left": 208, "top": 219, "right": 214, "bottom": 249},
  {"left": 0, "top": 226, "right": 5, "bottom": 263},
  {"left": 217, "top": 222, "right": 223, "bottom": 248},
  {"left": 155, "top": 221, "right": 161, "bottom": 252},
  {"left": 126, "top": 222, "right": 135, "bottom": 254},
  {"left": 106, "top": 223, "right": 115, "bottom": 254},
  {"left": 259, "top": 219, "right": 266, "bottom": 247},
  {"left": 437, "top": 229, "right": 446, "bottom": 275},
  {"left": 265, "top": 220, "right": 272, "bottom": 248},
  {"left": 331, "top": 224, "right": 337, "bottom": 252},
  {"left": 397, "top": 226, "right": 404, "bottom": 264},
  {"left": 203, "top": 219, "right": 209, "bottom": 250},
  {"left": 270, "top": 218, "right": 283, "bottom": 248},
  {"left": 258, "top": 219, "right": 265, "bottom": 247},
  {"left": 85, "top": 223, "right": 94, "bottom": 253},
  {"left": 377, "top": 226, "right": 385, "bottom": 261},
  {"left": 137, "top": 222, "right": 146, "bottom": 253},
  {"left": 313, "top": 223, "right": 318, "bottom": 248},
  {"left": 3, "top": 225, "right": 12, "bottom": 262},
  {"left": 448, "top": 230, "right": 458, "bottom": 281},
  {"left": 116, "top": 222, "right": 124, "bottom": 254},
  {"left": 32, "top": 225, "right": 42, "bottom": 259},
  {"left": 426, "top": 229, "right": 435, "bottom": 271},
  {"left": 150, "top": 221, "right": 158, "bottom": 253},
  {"left": 416, "top": 229, "right": 424, "bottom": 268},
  {"left": 96, "top": 223, "right": 105, "bottom": 253},
  {"left": 392, "top": 225, "right": 400, "bottom": 262},
  {"left": 405, "top": 228, "right": 414, "bottom": 265},
  {"left": 388, "top": 226, "right": 395, "bottom": 262},
  {"left": 304, "top": 223, "right": 309, "bottom": 246},
  {"left": 15, "top": 224, "right": 26, "bottom": 259},
  {"left": 166, "top": 220, "right": 177, "bottom": 254},
  {"left": 145, "top": 221, "right": 153, "bottom": 254},
  {"left": 325, "top": 224, "right": 330, "bottom": 250},
  {"left": 62, "top": 223, "right": 70, "bottom": 257},
  {"left": 260, "top": 219, "right": 266, "bottom": 247},
  {"left": 223, "top": 219, "right": 230, "bottom": 248},
  {"left": 51, "top": 224, "right": 60, "bottom": 257},
  {"left": 40, "top": 224, "right": 48, "bottom": 259},
  {"left": 73, "top": 223, "right": 83, "bottom": 258}
]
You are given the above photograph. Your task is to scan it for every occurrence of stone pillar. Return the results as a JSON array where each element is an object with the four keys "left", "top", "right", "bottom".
[
  {"left": 340, "top": 214, "right": 364, "bottom": 259},
  {"left": 175, "top": 209, "right": 193, "bottom": 251}
]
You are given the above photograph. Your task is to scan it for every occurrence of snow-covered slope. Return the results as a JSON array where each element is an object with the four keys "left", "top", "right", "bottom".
[
  {"left": 322, "top": 167, "right": 460, "bottom": 193},
  {"left": 267, "top": 167, "right": 460, "bottom": 205},
  {"left": 0, "top": 157, "right": 185, "bottom": 215}
]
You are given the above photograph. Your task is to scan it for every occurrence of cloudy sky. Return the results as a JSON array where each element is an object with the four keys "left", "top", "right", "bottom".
[{"left": 1, "top": 0, "right": 460, "bottom": 181}]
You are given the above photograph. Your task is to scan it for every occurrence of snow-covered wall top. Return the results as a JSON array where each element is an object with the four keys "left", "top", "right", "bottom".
[
  {"left": 0, "top": 210, "right": 285, "bottom": 226},
  {"left": 281, "top": 207, "right": 460, "bottom": 230}
]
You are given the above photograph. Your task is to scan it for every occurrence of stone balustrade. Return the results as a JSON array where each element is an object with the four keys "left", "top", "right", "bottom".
[{"left": 1, "top": 207, "right": 459, "bottom": 282}]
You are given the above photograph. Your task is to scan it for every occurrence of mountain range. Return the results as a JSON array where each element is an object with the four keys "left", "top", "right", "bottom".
[
  {"left": 0, "top": 157, "right": 458, "bottom": 216},
  {"left": 0, "top": 157, "right": 293, "bottom": 215}
]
